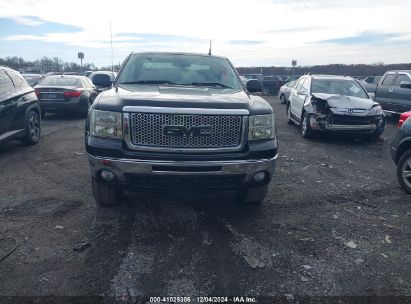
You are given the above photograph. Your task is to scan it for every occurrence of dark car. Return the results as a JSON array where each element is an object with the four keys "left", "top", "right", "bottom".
[
  {"left": 391, "top": 111, "right": 411, "bottom": 194},
  {"left": 86, "top": 52, "right": 277, "bottom": 206},
  {"left": 360, "top": 75, "right": 382, "bottom": 93},
  {"left": 0, "top": 66, "right": 41, "bottom": 145},
  {"left": 88, "top": 71, "right": 117, "bottom": 92},
  {"left": 287, "top": 74, "right": 385, "bottom": 140},
  {"left": 35, "top": 75, "right": 98, "bottom": 117},
  {"left": 375, "top": 70, "right": 411, "bottom": 114}
]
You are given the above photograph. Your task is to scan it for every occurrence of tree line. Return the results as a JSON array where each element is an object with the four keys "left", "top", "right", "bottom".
[
  {"left": 0, "top": 56, "right": 97, "bottom": 73},
  {"left": 1, "top": 56, "right": 410, "bottom": 77},
  {"left": 237, "top": 63, "right": 411, "bottom": 77}
]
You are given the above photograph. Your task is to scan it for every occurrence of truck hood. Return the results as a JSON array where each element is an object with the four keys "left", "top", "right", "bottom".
[
  {"left": 94, "top": 84, "right": 272, "bottom": 115},
  {"left": 311, "top": 93, "right": 374, "bottom": 109}
]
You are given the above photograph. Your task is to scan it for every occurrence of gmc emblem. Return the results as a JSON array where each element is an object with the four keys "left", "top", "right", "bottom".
[{"left": 163, "top": 125, "right": 212, "bottom": 137}]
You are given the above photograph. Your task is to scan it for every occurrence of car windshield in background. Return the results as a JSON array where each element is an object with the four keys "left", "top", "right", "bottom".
[
  {"left": 311, "top": 79, "right": 368, "bottom": 99},
  {"left": 117, "top": 53, "right": 243, "bottom": 90},
  {"left": 38, "top": 77, "right": 81, "bottom": 87}
]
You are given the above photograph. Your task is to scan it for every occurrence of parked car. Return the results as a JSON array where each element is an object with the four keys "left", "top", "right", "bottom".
[
  {"left": 21, "top": 73, "right": 45, "bottom": 86},
  {"left": 0, "top": 66, "right": 41, "bottom": 145},
  {"left": 375, "top": 70, "right": 411, "bottom": 114},
  {"left": 391, "top": 111, "right": 411, "bottom": 194},
  {"left": 287, "top": 74, "right": 385, "bottom": 140},
  {"left": 278, "top": 80, "right": 296, "bottom": 104},
  {"left": 360, "top": 75, "right": 382, "bottom": 93},
  {"left": 89, "top": 71, "right": 117, "bottom": 92},
  {"left": 239, "top": 75, "right": 248, "bottom": 86},
  {"left": 86, "top": 52, "right": 277, "bottom": 206},
  {"left": 34, "top": 75, "right": 98, "bottom": 117},
  {"left": 79, "top": 70, "right": 93, "bottom": 77},
  {"left": 262, "top": 75, "right": 285, "bottom": 96}
]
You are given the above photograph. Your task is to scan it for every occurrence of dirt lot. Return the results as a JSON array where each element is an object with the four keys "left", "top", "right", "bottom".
[{"left": 0, "top": 96, "right": 410, "bottom": 302}]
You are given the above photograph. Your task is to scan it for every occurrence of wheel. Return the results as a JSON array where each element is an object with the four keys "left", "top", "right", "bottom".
[
  {"left": 92, "top": 178, "right": 122, "bottom": 206},
  {"left": 397, "top": 150, "right": 411, "bottom": 194},
  {"left": 286, "top": 103, "right": 294, "bottom": 125},
  {"left": 262, "top": 87, "right": 270, "bottom": 96},
  {"left": 238, "top": 185, "right": 268, "bottom": 204},
  {"left": 41, "top": 110, "right": 46, "bottom": 119},
  {"left": 280, "top": 94, "right": 286, "bottom": 104},
  {"left": 369, "top": 118, "right": 385, "bottom": 142},
  {"left": 301, "top": 112, "right": 315, "bottom": 139},
  {"left": 21, "top": 110, "right": 41, "bottom": 145}
]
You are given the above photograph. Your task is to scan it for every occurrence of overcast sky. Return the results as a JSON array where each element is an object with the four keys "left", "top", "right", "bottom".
[{"left": 0, "top": 0, "right": 410, "bottom": 67}]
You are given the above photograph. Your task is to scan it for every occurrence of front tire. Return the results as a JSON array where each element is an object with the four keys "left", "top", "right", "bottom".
[
  {"left": 301, "top": 112, "right": 315, "bottom": 139},
  {"left": 280, "top": 94, "right": 286, "bottom": 104},
  {"left": 21, "top": 110, "right": 41, "bottom": 145},
  {"left": 92, "top": 178, "right": 122, "bottom": 206},
  {"left": 397, "top": 150, "right": 411, "bottom": 195},
  {"left": 238, "top": 185, "right": 268, "bottom": 204}
]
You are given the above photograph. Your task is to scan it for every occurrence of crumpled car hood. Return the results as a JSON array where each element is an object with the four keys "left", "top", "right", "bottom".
[{"left": 311, "top": 93, "right": 374, "bottom": 110}]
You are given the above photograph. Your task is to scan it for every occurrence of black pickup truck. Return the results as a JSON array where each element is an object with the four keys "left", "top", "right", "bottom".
[{"left": 85, "top": 52, "right": 278, "bottom": 206}]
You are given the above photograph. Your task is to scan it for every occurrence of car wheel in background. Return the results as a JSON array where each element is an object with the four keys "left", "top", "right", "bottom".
[
  {"left": 92, "top": 178, "right": 122, "bottom": 206},
  {"left": 41, "top": 110, "right": 46, "bottom": 119},
  {"left": 21, "top": 110, "right": 41, "bottom": 145},
  {"left": 397, "top": 150, "right": 411, "bottom": 194},
  {"left": 301, "top": 112, "right": 315, "bottom": 139},
  {"left": 280, "top": 94, "right": 286, "bottom": 104}
]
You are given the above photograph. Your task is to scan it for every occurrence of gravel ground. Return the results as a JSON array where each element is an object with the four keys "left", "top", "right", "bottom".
[{"left": 0, "top": 96, "right": 410, "bottom": 302}]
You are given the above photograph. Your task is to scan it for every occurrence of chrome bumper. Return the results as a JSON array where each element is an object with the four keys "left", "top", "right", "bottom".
[{"left": 88, "top": 154, "right": 277, "bottom": 184}]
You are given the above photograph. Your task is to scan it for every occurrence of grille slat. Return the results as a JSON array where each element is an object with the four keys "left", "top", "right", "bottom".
[
  {"left": 129, "top": 113, "right": 242, "bottom": 149},
  {"left": 331, "top": 114, "right": 373, "bottom": 125}
]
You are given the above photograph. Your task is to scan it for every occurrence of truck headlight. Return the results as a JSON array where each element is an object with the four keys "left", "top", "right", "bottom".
[
  {"left": 248, "top": 114, "right": 275, "bottom": 141},
  {"left": 89, "top": 109, "right": 123, "bottom": 139}
]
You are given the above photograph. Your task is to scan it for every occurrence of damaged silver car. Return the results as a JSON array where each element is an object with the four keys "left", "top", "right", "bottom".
[{"left": 286, "top": 74, "right": 385, "bottom": 140}]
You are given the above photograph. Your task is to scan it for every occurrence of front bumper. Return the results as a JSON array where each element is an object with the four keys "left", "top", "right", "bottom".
[
  {"left": 88, "top": 154, "right": 277, "bottom": 192},
  {"left": 308, "top": 113, "right": 384, "bottom": 133},
  {"left": 39, "top": 98, "right": 87, "bottom": 112}
]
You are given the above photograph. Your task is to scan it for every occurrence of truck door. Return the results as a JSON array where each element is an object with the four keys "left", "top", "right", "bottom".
[
  {"left": 0, "top": 70, "right": 18, "bottom": 138},
  {"left": 391, "top": 73, "right": 411, "bottom": 113},
  {"left": 376, "top": 73, "right": 396, "bottom": 112}
]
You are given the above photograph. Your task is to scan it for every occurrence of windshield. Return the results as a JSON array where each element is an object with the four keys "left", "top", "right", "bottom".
[
  {"left": 38, "top": 77, "right": 81, "bottom": 87},
  {"left": 311, "top": 79, "right": 368, "bottom": 99},
  {"left": 117, "top": 53, "right": 243, "bottom": 90}
]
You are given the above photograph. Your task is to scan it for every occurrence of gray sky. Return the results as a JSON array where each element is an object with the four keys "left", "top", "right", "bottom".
[{"left": 0, "top": 0, "right": 410, "bottom": 67}]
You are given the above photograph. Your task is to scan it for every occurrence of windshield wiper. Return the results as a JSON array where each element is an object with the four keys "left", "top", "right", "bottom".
[
  {"left": 189, "top": 82, "right": 233, "bottom": 89},
  {"left": 118, "top": 80, "right": 176, "bottom": 85}
]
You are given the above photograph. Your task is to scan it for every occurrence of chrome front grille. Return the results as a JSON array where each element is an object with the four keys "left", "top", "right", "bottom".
[{"left": 129, "top": 112, "right": 243, "bottom": 149}]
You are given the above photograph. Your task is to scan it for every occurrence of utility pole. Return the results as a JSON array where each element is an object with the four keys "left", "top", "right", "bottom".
[{"left": 110, "top": 21, "right": 114, "bottom": 72}]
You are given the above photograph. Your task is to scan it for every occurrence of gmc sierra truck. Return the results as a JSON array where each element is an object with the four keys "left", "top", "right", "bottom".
[
  {"left": 375, "top": 70, "right": 411, "bottom": 114},
  {"left": 85, "top": 52, "right": 278, "bottom": 206}
]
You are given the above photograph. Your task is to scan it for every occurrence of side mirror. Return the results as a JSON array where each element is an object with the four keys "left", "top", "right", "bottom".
[
  {"left": 92, "top": 74, "right": 113, "bottom": 88},
  {"left": 400, "top": 81, "right": 411, "bottom": 89},
  {"left": 297, "top": 89, "right": 307, "bottom": 96},
  {"left": 246, "top": 79, "right": 263, "bottom": 93},
  {"left": 368, "top": 92, "right": 375, "bottom": 100}
]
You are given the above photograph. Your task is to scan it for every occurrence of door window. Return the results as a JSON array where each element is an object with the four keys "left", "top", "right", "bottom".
[
  {"left": 381, "top": 74, "right": 395, "bottom": 86},
  {"left": 6, "top": 70, "right": 26, "bottom": 90},
  {"left": 394, "top": 74, "right": 411, "bottom": 87},
  {"left": 0, "top": 70, "right": 15, "bottom": 96}
]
